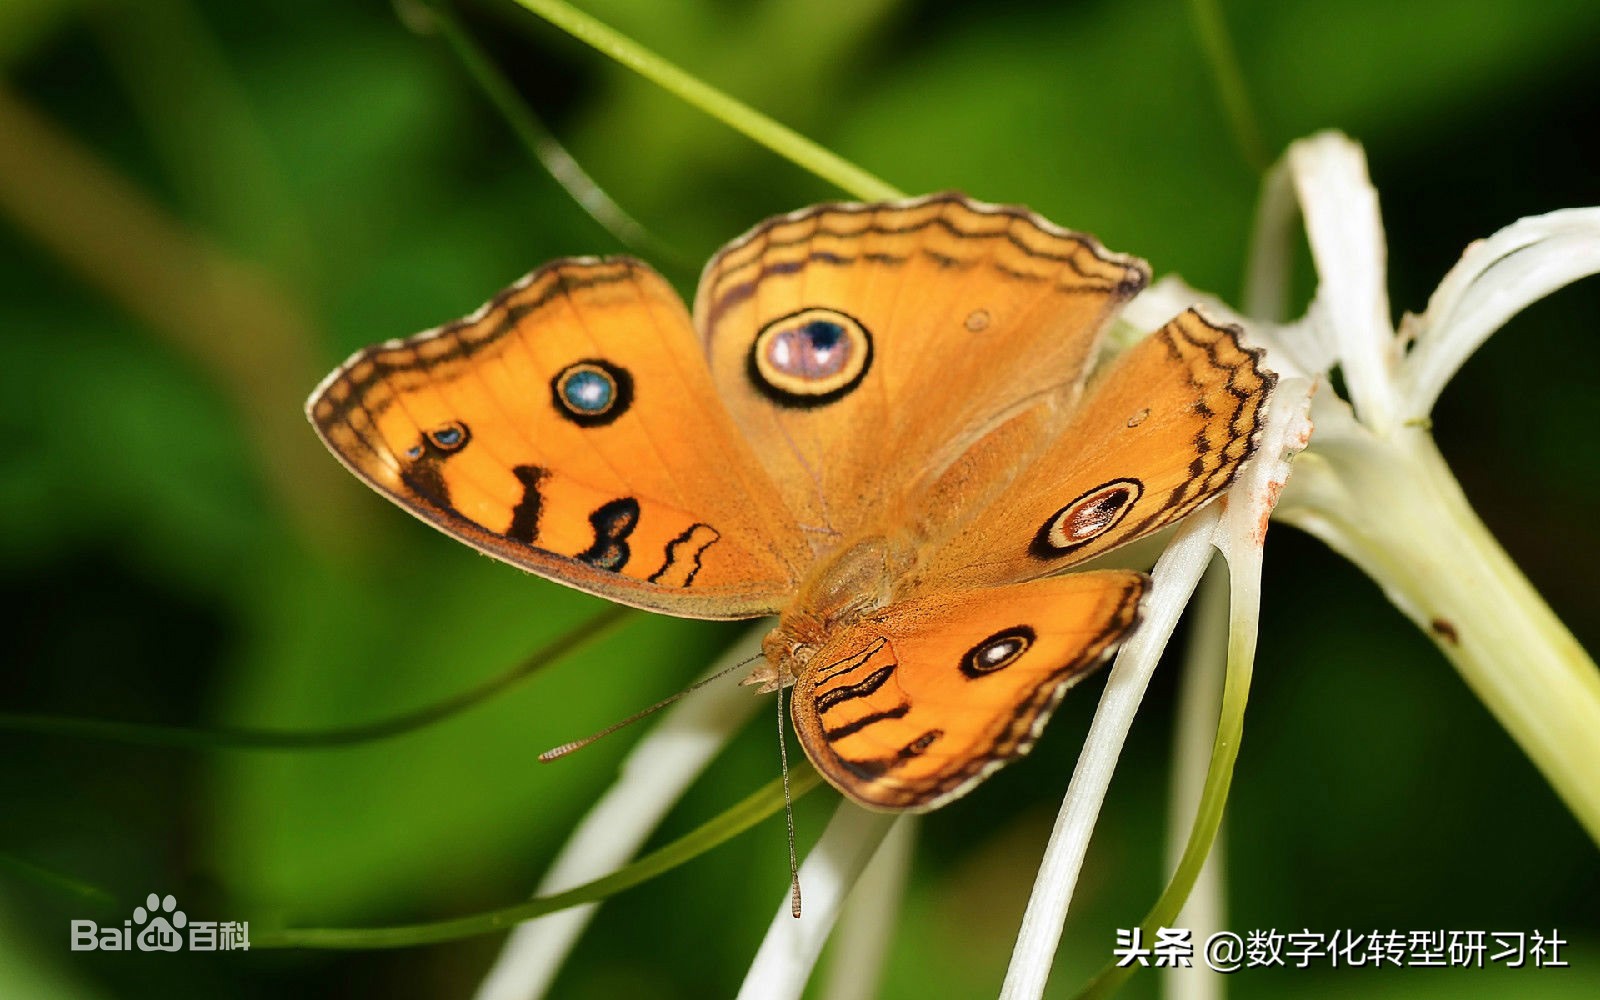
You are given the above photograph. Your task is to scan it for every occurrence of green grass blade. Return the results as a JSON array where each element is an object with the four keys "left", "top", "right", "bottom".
[
  {"left": 0, "top": 606, "right": 633, "bottom": 751},
  {"left": 415, "top": 0, "right": 693, "bottom": 272},
  {"left": 1185, "top": 0, "right": 1270, "bottom": 172},
  {"left": 0, "top": 851, "right": 119, "bottom": 910},
  {"left": 509, "top": 0, "right": 903, "bottom": 202}
]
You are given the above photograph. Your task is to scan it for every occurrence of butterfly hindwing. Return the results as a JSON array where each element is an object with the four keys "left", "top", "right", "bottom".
[
  {"left": 307, "top": 257, "right": 807, "bottom": 618},
  {"left": 791, "top": 570, "right": 1146, "bottom": 811}
]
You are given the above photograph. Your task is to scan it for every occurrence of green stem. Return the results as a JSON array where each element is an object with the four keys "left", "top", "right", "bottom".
[
  {"left": 1281, "top": 428, "right": 1600, "bottom": 844},
  {"left": 0, "top": 852, "right": 119, "bottom": 909},
  {"left": 0, "top": 607, "right": 632, "bottom": 750},
  {"left": 253, "top": 764, "right": 821, "bottom": 948},
  {"left": 419, "top": 0, "right": 690, "bottom": 271},
  {"left": 1184, "top": 0, "right": 1270, "bottom": 172},
  {"left": 1163, "top": 561, "right": 1230, "bottom": 1000},
  {"left": 508, "top": 0, "right": 903, "bottom": 203}
]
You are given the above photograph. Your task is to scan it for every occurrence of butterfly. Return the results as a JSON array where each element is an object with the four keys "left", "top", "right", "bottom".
[{"left": 307, "top": 193, "right": 1275, "bottom": 812}]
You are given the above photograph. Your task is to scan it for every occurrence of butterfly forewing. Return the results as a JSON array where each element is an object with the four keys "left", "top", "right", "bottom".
[
  {"left": 695, "top": 193, "right": 1151, "bottom": 548},
  {"left": 307, "top": 258, "right": 808, "bottom": 618},
  {"left": 918, "top": 307, "right": 1276, "bottom": 589}
]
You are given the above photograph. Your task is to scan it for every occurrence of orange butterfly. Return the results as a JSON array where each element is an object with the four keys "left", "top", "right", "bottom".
[{"left": 307, "top": 193, "right": 1274, "bottom": 811}]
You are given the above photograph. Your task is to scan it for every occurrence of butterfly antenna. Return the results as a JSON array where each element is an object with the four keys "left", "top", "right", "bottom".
[
  {"left": 778, "top": 682, "right": 803, "bottom": 918},
  {"left": 538, "top": 653, "right": 761, "bottom": 762}
]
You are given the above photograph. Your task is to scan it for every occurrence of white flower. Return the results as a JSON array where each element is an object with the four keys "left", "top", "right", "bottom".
[{"left": 1138, "top": 130, "right": 1600, "bottom": 836}]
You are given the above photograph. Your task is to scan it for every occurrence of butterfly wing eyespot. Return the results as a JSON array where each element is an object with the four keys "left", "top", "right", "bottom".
[
  {"left": 552, "top": 359, "right": 634, "bottom": 427},
  {"left": 1031, "top": 478, "right": 1144, "bottom": 559},
  {"left": 960, "top": 626, "right": 1036, "bottom": 677},
  {"left": 747, "top": 307, "right": 873, "bottom": 408},
  {"left": 425, "top": 420, "right": 470, "bottom": 452}
]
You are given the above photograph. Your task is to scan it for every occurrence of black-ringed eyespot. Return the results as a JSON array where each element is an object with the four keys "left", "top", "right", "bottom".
[
  {"left": 747, "top": 307, "right": 872, "bottom": 408},
  {"left": 1031, "top": 478, "right": 1144, "bottom": 558},
  {"left": 425, "top": 420, "right": 470, "bottom": 453},
  {"left": 961, "top": 625, "right": 1036, "bottom": 678},
  {"left": 551, "top": 359, "right": 634, "bottom": 427}
]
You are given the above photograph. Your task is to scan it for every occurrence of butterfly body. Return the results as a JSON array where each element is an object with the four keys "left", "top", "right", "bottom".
[{"left": 308, "top": 193, "right": 1275, "bottom": 811}]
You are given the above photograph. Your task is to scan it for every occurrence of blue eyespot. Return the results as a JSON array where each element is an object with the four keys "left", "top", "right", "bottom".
[
  {"left": 552, "top": 360, "right": 633, "bottom": 427},
  {"left": 425, "top": 421, "right": 469, "bottom": 452},
  {"left": 562, "top": 368, "right": 615, "bottom": 413}
]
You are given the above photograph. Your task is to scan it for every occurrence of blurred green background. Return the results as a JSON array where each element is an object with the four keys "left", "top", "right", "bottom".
[{"left": 2, "top": 0, "right": 1597, "bottom": 997}]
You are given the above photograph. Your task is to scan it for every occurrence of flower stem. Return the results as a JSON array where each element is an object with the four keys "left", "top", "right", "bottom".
[
  {"left": 509, "top": 0, "right": 903, "bottom": 203},
  {"left": 1281, "top": 427, "right": 1600, "bottom": 844}
]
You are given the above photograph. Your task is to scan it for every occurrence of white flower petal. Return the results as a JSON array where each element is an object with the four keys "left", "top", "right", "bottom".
[
  {"left": 1000, "top": 511, "right": 1220, "bottom": 1000},
  {"left": 1288, "top": 131, "right": 1399, "bottom": 430},
  {"left": 1222, "top": 376, "right": 1316, "bottom": 552},
  {"left": 1242, "top": 156, "right": 1301, "bottom": 323},
  {"left": 1399, "top": 206, "right": 1600, "bottom": 417},
  {"left": 475, "top": 627, "right": 767, "bottom": 1000},
  {"left": 819, "top": 816, "right": 917, "bottom": 1000},
  {"left": 736, "top": 804, "right": 901, "bottom": 1000}
]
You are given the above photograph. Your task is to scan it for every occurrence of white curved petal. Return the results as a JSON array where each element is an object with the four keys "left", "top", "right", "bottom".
[
  {"left": 1399, "top": 206, "right": 1600, "bottom": 417},
  {"left": 819, "top": 815, "right": 916, "bottom": 1000},
  {"left": 1242, "top": 155, "right": 1301, "bottom": 323},
  {"left": 1288, "top": 132, "right": 1399, "bottom": 430},
  {"left": 1215, "top": 368, "right": 1314, "bottom": 612},
  {"left": 1225, "top": 375, "right": 1316, "bottom": 551},
  {"left": 1000, "top": 511, "right": 1219, "bottom": 1000},
  {"left": 736, "top": 804, "right": 901, "bottom": 1000},
  {"left": 475, "top": 627, "right": 767, "bottom": 1000}
]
